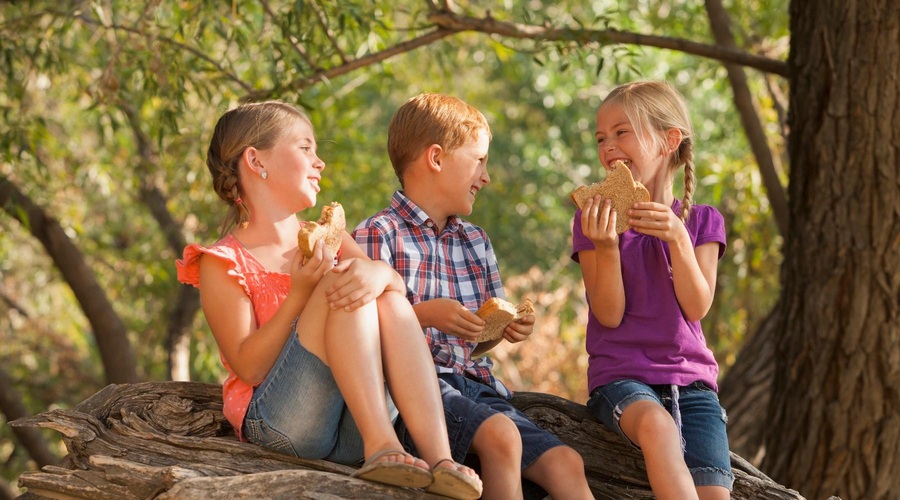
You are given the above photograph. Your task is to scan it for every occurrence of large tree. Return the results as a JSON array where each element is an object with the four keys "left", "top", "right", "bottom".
[
  {"left": 763, "top": 0, "right": 898, "bottom": 497},
  {"left": 1, "top": 1, "right": 896, "bottom": 498}
]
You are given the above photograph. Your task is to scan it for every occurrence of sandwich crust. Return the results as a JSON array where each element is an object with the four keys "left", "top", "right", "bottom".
[
  {"left": 297, "top": 202, "right": 346, "bottom": 260},
  {"left": 570, "top": 160, "right": 650, "bottom": 234},
  {"left": 473, "top": 297, "right": 535, "bottom": 343}
]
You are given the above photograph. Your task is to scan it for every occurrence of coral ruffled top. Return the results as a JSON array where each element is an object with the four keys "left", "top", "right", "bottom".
[{"left": 176, "top": 234, "right": 290, "bottom": 439}]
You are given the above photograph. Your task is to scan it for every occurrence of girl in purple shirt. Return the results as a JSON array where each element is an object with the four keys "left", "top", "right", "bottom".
[{"left": 572, "top": 81, "right": 733, "bottom": 499}]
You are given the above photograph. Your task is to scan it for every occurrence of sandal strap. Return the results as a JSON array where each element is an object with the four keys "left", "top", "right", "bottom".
[
  {"left": 362, "top": 448, "right": 408, "bottom": 467},
  {"left": 431, "top": 458, "right": 458, "bottom": 471}
]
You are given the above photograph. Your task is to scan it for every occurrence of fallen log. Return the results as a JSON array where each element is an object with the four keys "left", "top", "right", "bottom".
[{"left": 11, "top": 381, "right": 804, "bottom": 499}]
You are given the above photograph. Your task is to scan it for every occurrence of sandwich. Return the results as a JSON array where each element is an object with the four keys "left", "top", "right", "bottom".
[
  {"left": 473, "top": 297, "right": 535, "bottom": 343},
  {"left": 570, "top": 160, "right": 650, "bottom": 234},
  {"left": 297, "top": 202, "right": 345, "bottom": 260}
]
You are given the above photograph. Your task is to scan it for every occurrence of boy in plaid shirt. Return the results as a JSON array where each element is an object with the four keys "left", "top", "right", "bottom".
[{"left": 353, "top": 93, "right": 592, "bottom": 499}]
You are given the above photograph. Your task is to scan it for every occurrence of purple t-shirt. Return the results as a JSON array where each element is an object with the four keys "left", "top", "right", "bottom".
[{"left": 571, "top": 200, "right": 726, "bottom": 394}]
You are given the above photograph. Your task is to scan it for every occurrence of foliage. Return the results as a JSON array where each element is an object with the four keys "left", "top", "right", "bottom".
[{"left": 0, "top": 0, "right": 787, "bottom": 490}]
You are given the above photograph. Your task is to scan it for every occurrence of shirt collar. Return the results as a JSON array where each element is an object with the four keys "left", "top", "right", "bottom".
[{"left": 391, "top": 191, "right": 461, "bottom": 232}]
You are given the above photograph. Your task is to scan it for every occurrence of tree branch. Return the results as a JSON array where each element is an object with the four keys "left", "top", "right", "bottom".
[
  {"left": 704, "top": 0, "right": 789, "bottom": 236},
  {"left": 0, "top": 174, "right": 139, "bottom": 384},
  {"left": 427, "top": 11, "right": 789, "bottom": 77},
  {"left": 259, "top": 0, "right": 319, "bottom": 71},
  {"left": 119, "top": 104, "right": 200, "bottom": 382},
  {"left": 308, "top": 1, "right": 348, "bottom": 64},
  {"left": 52, "top": 10, "right": 256, "bottom": 95},
  {"left": 243, "top": 27, "right": 455, "bottom": 101},
  {"left": 0, "top": 365, "right": 60, "bottom": 468}
]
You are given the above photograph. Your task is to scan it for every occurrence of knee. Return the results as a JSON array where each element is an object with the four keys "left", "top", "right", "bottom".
[
  {"left": 627, "top": 403, "right": 677, "bottom": 445},
  {"left": 374, "top": 290, "right": 415, "bottom": 319},
  {"left": 540, "top": 446, "right": 586, "bottom": 475},
  {"left": 473, "top": 414, "right": 522, "bottom": 458}
]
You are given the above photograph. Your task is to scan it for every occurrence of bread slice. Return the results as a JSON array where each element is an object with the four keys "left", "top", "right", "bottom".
[
  {"left": 570, "top": 160, "right": 651, "bottom": 234},
  {"left": 297, "top": 202, "right": 346, "bottom": 259},
  {"left": 473, "top": 297, "right": 535, "bottom": 343}
]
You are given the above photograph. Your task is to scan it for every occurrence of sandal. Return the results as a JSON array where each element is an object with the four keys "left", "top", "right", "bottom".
[
  {"left": 351, "top": 449, "right": 433, "bottom": 489},
  {"left": 426, "top": 458, "right": 483, "bottom": 499}
]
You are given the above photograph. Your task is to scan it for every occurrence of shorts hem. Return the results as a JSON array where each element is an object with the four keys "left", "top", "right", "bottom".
[{"left": 691, "top": 466, "right": 735, "bottom": 490}]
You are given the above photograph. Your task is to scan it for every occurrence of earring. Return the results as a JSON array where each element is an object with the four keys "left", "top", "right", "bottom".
[{"left": 261, "top": 171, "right": 268, "bottom": 180}]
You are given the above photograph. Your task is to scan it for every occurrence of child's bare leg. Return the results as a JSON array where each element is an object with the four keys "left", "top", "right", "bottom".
[
  {"left": 522, "top": 446, "right": 593, "bottom": 499},
  {"left": 619, "top": 400, "right": 698, "bottom": 500},
  {"left": 469, "top": 413, "right": 523, "bottom": 500},
  {"left": 298, "top": 274, "right": 423, "bottom": 468},
  {"left": 697, "top": 486, "right": 731, "bottom": 500},
  {"left": 375, "top": 291, "right": 478, "bottom": 479},
  {"left": 374, "top": 292, "right": 450, "bottom": 461}
]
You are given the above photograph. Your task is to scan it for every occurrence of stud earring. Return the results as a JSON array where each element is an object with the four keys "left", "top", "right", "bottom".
[{"left": 261, "top": 171, "right": 268, "bottom": 180}]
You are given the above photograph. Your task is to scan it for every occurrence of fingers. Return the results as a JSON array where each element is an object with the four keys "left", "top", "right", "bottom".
[{"left": 503, "top": 315, "right": 534, "bottom": 343}]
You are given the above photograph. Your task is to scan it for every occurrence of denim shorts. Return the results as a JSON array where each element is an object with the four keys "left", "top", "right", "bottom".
[
  {"left": 242, "top": 326, "right": 397, "bottom": 466},
  {"left": 397, "top": 373, "right": 563, "bottom": 470},
  {"left": 588, "top": 379, "right": 734, "bottom": 490}
]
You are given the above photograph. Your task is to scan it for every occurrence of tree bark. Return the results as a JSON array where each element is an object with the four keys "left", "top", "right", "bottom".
[
  {"left": 0, "top": 175, "right": 138, "bottom": 384},
  {"left": 10, "top": 381, "right": 805, "bottom": 500},
  {"left": 718, "top": 306, "right": 781, "bottom": 463},
  {"left": 763, "top": 1, "right": 900, "bottom": 498},
  {"left": 120, "top": 103, "right": 199, "bottom": 382}
]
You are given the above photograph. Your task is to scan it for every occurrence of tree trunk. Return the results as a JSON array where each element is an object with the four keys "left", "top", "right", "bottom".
[
  {"left": 0, "top": 367, "right": 60, "bottom": 469},
  {"left": 10, "top": 381, "right": 804, "bottom": 500},
  {"left": 704, "top": 0, "right": 789, "bottom": 236},
  {"left": 763, "top": 1, "right": 900, "bottom": 499},
  {"left": 718, "top": 307, "right": 781, "bottom": 463},
  {"left": 0, "top": 175, "right": 138, "bottom": 385}
]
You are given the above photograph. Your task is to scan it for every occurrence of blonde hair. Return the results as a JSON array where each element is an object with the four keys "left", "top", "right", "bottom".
[
  {"left": 206, "top": 101, "right": 312, "bottom": 235},
  {"left": 387, "top": 93, "right": 491, "bottom": 186},
  {"left": 600, "top": 81, "right": 696, "bottom": 222}
]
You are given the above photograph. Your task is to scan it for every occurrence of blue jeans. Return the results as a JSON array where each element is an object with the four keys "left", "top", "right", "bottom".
[
  {"left": 242, "top": 328, "right": 397, "bottom": 465},
  {"left": 398, "top": 373, "right": 563, "bottom": 469},
  {"left": 588, "top": 379, "right": 734, "bottom": 490}
]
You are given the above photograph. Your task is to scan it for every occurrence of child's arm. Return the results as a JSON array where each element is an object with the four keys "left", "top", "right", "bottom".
[
  {"left": 579, "top": 196, "right": 626, "bottom": 327},
  {"left": 198, "top": 240, "right": 329, "bottom": 385},
  {"left": 325, "top": 231, "right": 409, "bottom": 311},
  {"left": 628, "top": 201, "right": 718, "bottom": 321}
]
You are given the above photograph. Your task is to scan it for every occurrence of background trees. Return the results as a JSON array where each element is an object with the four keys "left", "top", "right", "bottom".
[{"left": 1, "top": 1, "right": 895, "bottom": 499}]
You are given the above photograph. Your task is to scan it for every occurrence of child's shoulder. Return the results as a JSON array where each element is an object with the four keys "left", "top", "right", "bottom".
[
  {"left": 356, "top": 206, "right": 399, "bottom": 230},
  {"left": 686, "top": 203, "right": 724, "bottom": 227}
]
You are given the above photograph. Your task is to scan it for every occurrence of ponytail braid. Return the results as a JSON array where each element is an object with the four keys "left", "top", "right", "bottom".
[
  {"left": 678, "top": 137, "right": 695, "bottom": 223},
  {"left": 207, "top": 145, "right": 249, "bottom": 235}
]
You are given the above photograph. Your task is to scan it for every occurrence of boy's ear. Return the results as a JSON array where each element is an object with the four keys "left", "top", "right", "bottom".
[{"left": 425, "top": 144, "right": 444, "bottom": 172}]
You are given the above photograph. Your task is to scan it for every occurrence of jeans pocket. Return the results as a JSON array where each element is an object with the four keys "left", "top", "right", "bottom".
[{"left": 244, "top": 417, "right": 295, "bottom": 456}]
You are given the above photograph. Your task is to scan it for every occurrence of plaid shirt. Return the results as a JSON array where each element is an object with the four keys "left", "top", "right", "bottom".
[{"left": 353, "top": 191, "right": 510, "bottom": 398}]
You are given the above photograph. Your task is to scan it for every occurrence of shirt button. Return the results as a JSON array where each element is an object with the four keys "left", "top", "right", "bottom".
[{"left": 426, "top": 221, "right": 434, "bottom": 227}]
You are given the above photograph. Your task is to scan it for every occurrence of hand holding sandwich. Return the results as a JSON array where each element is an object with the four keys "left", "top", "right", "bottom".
[{"left": 415, "top": 297, "right": 535, "bottom": 346}]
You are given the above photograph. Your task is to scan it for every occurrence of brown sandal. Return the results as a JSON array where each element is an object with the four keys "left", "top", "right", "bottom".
[
  {"left": 426, "top": 458, "right": 483, "bottom": 499},
  {"left": 351, "top": 449, "right": 433, "bottom": 489}
]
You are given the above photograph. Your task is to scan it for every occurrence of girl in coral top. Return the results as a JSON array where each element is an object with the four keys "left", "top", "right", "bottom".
[{"left": 177, "top": 101, "right": 480, "bottom": 499}]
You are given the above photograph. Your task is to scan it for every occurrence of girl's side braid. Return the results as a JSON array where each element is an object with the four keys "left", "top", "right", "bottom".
[
  {"left": 679, "top": 137, "right": 695, "bottom": 223},
  {"left": 225, "top": 169, "right": 250, "bottom": 231}
]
